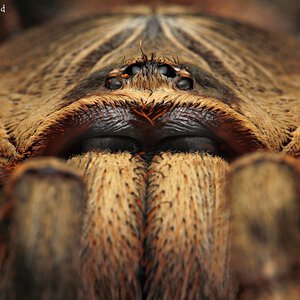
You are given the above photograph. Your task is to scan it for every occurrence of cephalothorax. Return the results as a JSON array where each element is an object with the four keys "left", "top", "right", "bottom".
[{"left": 0, "top": 5, "right": 300, "bottom": 300}]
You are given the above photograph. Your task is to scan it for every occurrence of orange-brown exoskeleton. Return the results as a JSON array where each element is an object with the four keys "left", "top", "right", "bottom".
[{"left": 0, "top": 5, "right": 300, "bottom": 300}]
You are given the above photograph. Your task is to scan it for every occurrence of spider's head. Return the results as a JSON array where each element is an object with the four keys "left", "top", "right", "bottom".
[{"left": 27, "top": 55, "right": 265, "bottom": 162}]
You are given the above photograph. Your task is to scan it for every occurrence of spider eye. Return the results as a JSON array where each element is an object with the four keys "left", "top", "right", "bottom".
[
  {"left": 176, "top": 77, "right": 193, "bottom": 90},
  {"left": 158, "top": 64, "right": 176, "bottom": 77},
  {"left": 124, "top": 64, "right": 142, "bottom": 76},
  {"left": 106, "top": 77, "right": 122, "bottom": 90}
]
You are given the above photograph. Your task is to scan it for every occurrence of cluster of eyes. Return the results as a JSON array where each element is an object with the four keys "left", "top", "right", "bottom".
[{"left": 105, "top": 63, "right": 194, "bottom": 91}]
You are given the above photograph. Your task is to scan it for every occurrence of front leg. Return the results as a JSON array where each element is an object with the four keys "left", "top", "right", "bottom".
[
  {"left": 283, "top": 126, "right": 300, "bottom": 158},
  {"left": 227, "top": 152, "right": 300, "bottom": 299},
  {"left": 2, "top": 158, "right": 86, "bottom": 300}
]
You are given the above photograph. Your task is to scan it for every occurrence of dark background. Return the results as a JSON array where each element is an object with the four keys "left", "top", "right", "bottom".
[{"left": 1, "top": 0, "right": 300, "bottom": 43}]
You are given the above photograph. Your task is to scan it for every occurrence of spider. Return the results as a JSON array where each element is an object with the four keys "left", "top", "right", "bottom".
[{"left": 0, "top": 4, "right": 299, "bottom": 300}]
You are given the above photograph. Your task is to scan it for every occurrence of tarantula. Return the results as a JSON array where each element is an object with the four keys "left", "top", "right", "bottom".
[{"left": 0, "top": 5, "right": 300, "bottom": 300}]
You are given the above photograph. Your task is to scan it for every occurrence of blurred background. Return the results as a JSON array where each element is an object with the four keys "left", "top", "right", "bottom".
[{"left": 1, "top": 0, "right": 300, "bottom": 43}]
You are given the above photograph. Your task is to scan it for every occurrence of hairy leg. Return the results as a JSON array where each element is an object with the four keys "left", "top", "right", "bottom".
[
  {"left": 228, "top": 152, "right": 300, "bottom": 299},
  {"left": 2, "top": 158, "right": 85, "bottom": 300},
  {"left": 144, "top": 153, "right": 235, "bottom": 300},
  {"left": 68, "top": 151, "right": 146, "bottom": 300}
]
